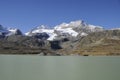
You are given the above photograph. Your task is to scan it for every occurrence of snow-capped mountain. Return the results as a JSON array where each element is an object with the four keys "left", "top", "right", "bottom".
[
  {"left": 54, "top": 20, "right": 103, "bottom": 37},
  {"left": 7, "top": 28, "right": 22, "bottom": 36},
  {"left": 0, "top": 25, "right": 22, "bottom": 38},
  {"left": 25, "top": 20, "right": 104, "bottom": 41},
  {"left": 25, "top": 25, "right": 57, "bottom": 40},
  {"left": 54, "top": 21, "right": 84, "bottom": 37}
]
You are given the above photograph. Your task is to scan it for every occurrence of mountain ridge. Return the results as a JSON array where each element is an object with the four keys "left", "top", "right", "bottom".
[{"left": 25, "top": 20, "right": 104, "bottom": 41}]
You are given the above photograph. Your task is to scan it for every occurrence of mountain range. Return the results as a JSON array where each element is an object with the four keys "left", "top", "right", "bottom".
[
  {"left": 0, "top": 20, "right": 120, "bottom": 56},
  {"left": 25, "top": 20, "right": 104, "bottom": 41}
]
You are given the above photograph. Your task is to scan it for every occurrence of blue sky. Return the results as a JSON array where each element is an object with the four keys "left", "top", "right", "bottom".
[{"left": 0, "top": 0, "right": 120, "bottom": 33}]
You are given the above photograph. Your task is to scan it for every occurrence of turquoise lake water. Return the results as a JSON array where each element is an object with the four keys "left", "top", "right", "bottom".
[{"left": 0, "top": 55, "right": 120, "bottom": 80}]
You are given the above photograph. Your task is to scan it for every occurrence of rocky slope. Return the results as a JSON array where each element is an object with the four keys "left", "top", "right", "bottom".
[
  {"left": 0, "top": 35, "right": 59, "bottom": 55},
  {"left": 62, "top": 30, "right": 120, "bottom": 56}
]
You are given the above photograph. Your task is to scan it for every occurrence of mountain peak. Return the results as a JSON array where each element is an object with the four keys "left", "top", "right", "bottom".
[
  {"left": 54, "top": 20, "right": 86, "bottom": 29},
  {"left": 36, "top": 25, "right": 46, "bottom": 29},
  {"left": 69, "top": 20, "right": 86, "bottom": 26},
  {"left": 0, "top": 25, "right": 6, "bottom": 31}
]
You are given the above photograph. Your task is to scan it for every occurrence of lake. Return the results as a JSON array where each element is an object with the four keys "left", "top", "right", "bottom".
[{"left": 0, "top": 55, "right": 120, "bottom": 80}]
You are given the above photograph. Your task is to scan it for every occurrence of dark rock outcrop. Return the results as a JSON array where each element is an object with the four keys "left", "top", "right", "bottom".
[
  {"left": 49, "top": 40, "right": 62, "bottom": 50},
  {"left": 32, "top": 32, "right": 49, "bottom": 40},
  {"left": 13, "top": 29, "right": 22, "bottom": 35}
]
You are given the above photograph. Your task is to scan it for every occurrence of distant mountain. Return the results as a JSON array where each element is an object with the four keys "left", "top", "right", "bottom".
[
  {"left": 25, "top": 25, "right": 56, "bottom": 40},
  {"left": 7, "top": 28, "right": 22, "bottom": 36},
  {"left": 0, "top": 25, "right": 22, "bottom": 38}
]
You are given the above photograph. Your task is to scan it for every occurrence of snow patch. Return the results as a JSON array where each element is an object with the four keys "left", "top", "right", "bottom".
[
  {"left": 55, "top": 28, "right": 78, "bottom": 37},
  {"left": 81, "top": 32, "right": 88, "bottom": 36},
  {"left": 111, "top": 28, "right": 120, "bottom": 30},
  {"left": 8, "top": 28, "right": 17, "bottom": 33},
  {"left": 47, "top": 33, "right": 57, "bottom": 41}
]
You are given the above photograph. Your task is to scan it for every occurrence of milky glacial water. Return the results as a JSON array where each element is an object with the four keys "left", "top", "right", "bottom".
[{"left": 0, "top": 55, "right": 120, "bottom": 80}]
